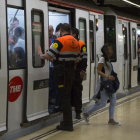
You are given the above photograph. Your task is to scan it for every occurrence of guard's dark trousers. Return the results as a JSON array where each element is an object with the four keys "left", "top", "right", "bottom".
[
  {"left": 71, "top": 70, "right": 83, "bottom": 114},
  {"left": 54, "top": 65, "right": 75, "bottom": 126}
]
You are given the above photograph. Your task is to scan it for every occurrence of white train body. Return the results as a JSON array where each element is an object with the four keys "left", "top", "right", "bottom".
[{"left": 0, "top": 0, "right": 139, "bottom": 139}]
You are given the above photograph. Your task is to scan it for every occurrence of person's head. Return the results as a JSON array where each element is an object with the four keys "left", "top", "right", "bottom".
[
  {"left": 71, "top": 28, "right": 79, "bottom": 39},
  {"left": 9, "top": 17, "right": 19, "bottom": 30},
  {"left": 14, "top": 47, "right": 25, "bottom": 60},
  {"left": 49, "top": 25, "right": 54, "bottom": 37},
  {"left": 55, "top": 23, "right": 62, "bottom": 38},
  {"left": 101, "top": 43, "right": 113, "bottom": 68},
  {"left": 13, "top": 27, "right": 23, "bottom": 42},
  {"left": 60, "top": 23, "right": 71, "bottom": 36},
  {"left": 101, "top": 43, "right": 113, "bottom": 59},
  {"left": 55, "top": 23, "right": 62, "bottom": 33},
  {"left": 13, "top": 18, "right": 19, "bottom": 28}
]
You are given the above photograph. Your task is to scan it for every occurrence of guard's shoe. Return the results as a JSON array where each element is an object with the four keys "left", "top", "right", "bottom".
[
  {"left": 76, "top": 113, "right": 81, "bottom": 120},
  {"left": 60, "top": 121, "right": 64, "bottom": 126},
  {"left": 56, "top": 125, "right": 74, "bottom": 131},
  {"left": 108, "top": 120, "right": 121, "bottom": 126}
]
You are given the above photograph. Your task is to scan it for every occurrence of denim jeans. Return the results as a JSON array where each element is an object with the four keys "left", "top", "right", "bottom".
[{"left": 87, "top": 90, "right": 116, "bottom": 119}]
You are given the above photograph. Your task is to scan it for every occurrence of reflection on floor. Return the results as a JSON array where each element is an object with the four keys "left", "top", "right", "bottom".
[{"left": 16, "top": 92, "right": 140, "bottom": 140}]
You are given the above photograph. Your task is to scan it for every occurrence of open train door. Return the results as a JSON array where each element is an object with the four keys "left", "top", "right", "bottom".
[
  {"left": 0, "top": 0, "right": 8, "bottom": 132},
  {"left": 129, "top": 22, "right": 138, "bottom": 87},
  {"left": 76, "top": 9, "right": 90, "bottom": 103},
  {"left": 89, "top": 13, "right": 96, "bottom": 99},
  {"left": 25, "top": 0, "right": 49, "bottom": 121}
]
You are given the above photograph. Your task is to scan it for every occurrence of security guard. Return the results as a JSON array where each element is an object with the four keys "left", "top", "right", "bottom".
[
  {"left": 71, "top": 28, "right": 87, "bottom": 119},
  {"left": 37, "top": 24, "right": 80, "bottom": 131}
]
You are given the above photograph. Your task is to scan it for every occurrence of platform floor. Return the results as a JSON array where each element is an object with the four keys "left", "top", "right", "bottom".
[{"left": 17, "top": 92, "right": 140, "bottom": 140}]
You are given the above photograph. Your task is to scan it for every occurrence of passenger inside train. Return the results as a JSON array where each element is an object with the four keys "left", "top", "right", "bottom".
[
  {"left": 14, "top": 47, "right": 26, "bottom": 68},
  {"left": 7, "top": 7, "right": 26, "bottom": 69}
]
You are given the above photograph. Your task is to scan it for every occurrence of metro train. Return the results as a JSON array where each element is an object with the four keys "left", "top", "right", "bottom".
[{"left": 0, "top": 0, "right": 140, "bottom": 139}]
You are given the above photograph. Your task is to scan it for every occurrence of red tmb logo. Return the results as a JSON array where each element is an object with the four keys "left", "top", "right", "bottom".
[{"left": 9, "top": 76, "right": 23, "bottom": 102}]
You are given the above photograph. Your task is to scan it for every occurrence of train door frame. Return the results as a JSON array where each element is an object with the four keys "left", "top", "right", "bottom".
[
  {"left": 48, "top": 6, "right": 72, "bottom": 114},
  {"left": 129, "top": 22, "right": 138, "bottom": 88},
  {"left": 48, "top": 7, "right": 71, "bottom": 30},
  {"left": 48, "top": 7, "right": 71, "bottom": 15},
  {"left": 137, "top": 24, "right": 140, "bottom": 85},
  {"left": 6, "top": 2, "right": 27, "bottom": 132},
  {"left": 48, "top": 5, "right": 76, "bottom": 29},
  {"left": 76, "top": 9, "right": 90, "bottom": 104},
  {"left": 25, "top": 0, "right": 49, "bottom": 122},
  {"left": 0, "top": 0, "right": 8, "bottom": 133},
  {"left": 122, "top": 23, "right": 129, "bottom": 89},
  {"left": 89, "top": 13, "right": 96, "bottom": 99}
]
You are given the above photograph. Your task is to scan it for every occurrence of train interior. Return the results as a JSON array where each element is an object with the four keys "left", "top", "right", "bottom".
[
  {"left": 48, "top": 10, "right": 70, "bottom": 113},
  {"left": 7, "top": 7, "right": 26, "bottom": 69}
]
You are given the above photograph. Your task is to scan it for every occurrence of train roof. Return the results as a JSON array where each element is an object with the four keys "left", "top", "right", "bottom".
[
  {"left": 102, "top": 6, "right": 140, "bottom": 23},
  {"left": 47, "top": 0, "right": 104, "bottom": 14}
]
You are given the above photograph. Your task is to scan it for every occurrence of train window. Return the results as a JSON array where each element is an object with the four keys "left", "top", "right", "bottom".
[
  {"left": 132, "top": 28, "right": 136, "bottom": 59},
  {"left": 79, "top": 18, "right": 87, "bottom": 45},
  {"left": 7, "top": 7, "right": 26, "bottom": 69},
  {"left": 90, "top": 20, "right": 94, "bottom": 62},
  {"left": 123, "top": 26, "right": 128, "bottom": 60},
  {"left": 31, "top": 10, "right": 44, "bottom": 68},
  {"left": 104, "top": 16, "right": 116, "bottom": 62}
]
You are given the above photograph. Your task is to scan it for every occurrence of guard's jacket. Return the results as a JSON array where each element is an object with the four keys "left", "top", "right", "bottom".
[
  {"left": 47, "top": 34, "right": 80, "bottom": 127},
  {"left": 77, "top": 40, "right": 87, "bottom": 72},
  {"left": 47, "top": 34, "right": 80, "bottom": 65}
]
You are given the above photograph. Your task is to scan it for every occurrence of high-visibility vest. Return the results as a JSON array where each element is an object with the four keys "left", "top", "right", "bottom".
[
  {"left": 79, "top": 40, "right": 85, "bottom": 50},
  {"left": 78, "top": 40, "right": 87, "bottom": 60},
  {"left": 76, "top": 40, "right": 87, "bottom": 72},
  {"left": 48, "top": 34, "right": 80, "bottom": 62}
]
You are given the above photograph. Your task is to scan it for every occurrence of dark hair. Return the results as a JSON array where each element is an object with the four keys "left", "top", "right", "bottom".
[
  {"left": 14, "top": 47, "right": 25, "bottom": 59},
  {"left": 71, "top": 28, "right": 79, "bottom": 39},
  {"left": 101, "top": 43, "right": 112, "bottom": 68},
  {"left": 9, "top": 17, "right": 19, "bottom": 24},
  {"left": 14, "top": 27, "right": 23, "bottom": 38},
  {"left": 13, "top": 17, "right": 19, "bottom": 23},
  {"left": 55, "top": 23, "right": 62, "bottom": 32},
  {"left": 60, "top": 23, "right": 71, "bottom": 33}
]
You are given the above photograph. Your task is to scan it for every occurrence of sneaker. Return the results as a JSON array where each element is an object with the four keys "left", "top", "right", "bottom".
[
  {"left": 76, "top": 113, "right": 81, "bottom": 120},
  {"left": 108, "top": 120, "right": 121, "bottom": 126},
  {"left": 83, "top": 113, "right": 89, "bottom": 124},
  {"left": 56, "top": 125, "right": 73, "bottom": 131}
]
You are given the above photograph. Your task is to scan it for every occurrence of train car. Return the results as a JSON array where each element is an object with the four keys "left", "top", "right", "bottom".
[
  {"left": 102, "top": 7, "right": 140, "bottom": 95},
  {"left": 0, "top": 0, "right": 104, "bottom": 139},
  {"left": 0, "top": 0, "right": 140, "bottom": 139}
]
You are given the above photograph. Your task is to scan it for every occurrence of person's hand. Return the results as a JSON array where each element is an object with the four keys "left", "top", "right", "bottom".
[
  {"left": 8, "top": 38, "right": 14, "bottom": 43},
  {"left": 80, "top": 71, "right": 85, "bottom": 79},
  {"left": 37, "top": 45, "right": 43, "bottom": 55},
  {"left": 138, "top": 50, "right": 140, "bottom": 53},
  {"left": 108, "top": 76, "right": 115, "bottom": 81}
]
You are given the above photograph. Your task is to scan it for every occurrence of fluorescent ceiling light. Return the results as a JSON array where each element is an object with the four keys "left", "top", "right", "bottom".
[{"left": 122, "top": 0, "right": 140, "bottom": 8}]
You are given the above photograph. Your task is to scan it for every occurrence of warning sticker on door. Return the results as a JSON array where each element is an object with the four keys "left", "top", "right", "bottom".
[
  {"left": 32, "top": 22, "right": 42, "bottom": 32},
  {"left": 9, "top": 76, "right": 23, "bottom": 102}
]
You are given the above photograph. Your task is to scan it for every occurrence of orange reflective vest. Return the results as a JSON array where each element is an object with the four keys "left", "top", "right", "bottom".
[
  {"left": 47, "top": 34, "right": 80, "bottom": 62},
  {"left": 77, "top": 40, "right": 87, "bottom": 72}
]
